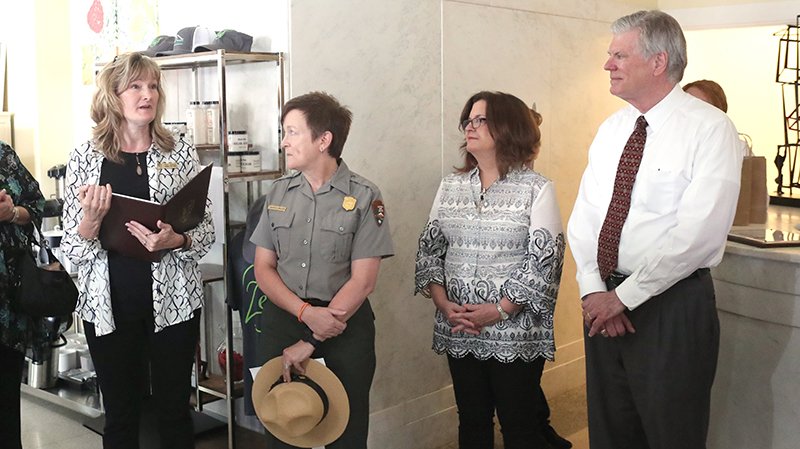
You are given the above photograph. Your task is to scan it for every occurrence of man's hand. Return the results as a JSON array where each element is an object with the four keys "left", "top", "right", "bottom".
[{"left": 582, "top": 290, "right": 634, "bottom": 337}]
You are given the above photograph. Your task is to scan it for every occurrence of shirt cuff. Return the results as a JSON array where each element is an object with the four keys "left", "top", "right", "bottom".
[
  {"left": 614, "top": 279, "right": 649, "bottom": 310},
  {"left": 577, "top": 272, "right": 608, "bottom": 300}
]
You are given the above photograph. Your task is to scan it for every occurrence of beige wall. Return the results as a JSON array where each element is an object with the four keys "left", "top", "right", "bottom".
[{"left": 0, "top": 0, "right": 73, "bottom": 197}]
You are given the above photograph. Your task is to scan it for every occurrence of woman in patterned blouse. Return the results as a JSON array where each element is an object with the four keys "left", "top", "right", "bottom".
[
  {"left": 0, "top": 141, "right": 46, "bottom": 449},
  {"left": 415, "top": 91, "right": 565, "bottom": 449}
]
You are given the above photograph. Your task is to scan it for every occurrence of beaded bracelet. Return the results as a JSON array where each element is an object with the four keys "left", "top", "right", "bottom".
[{"left": 9, "top": 206, "right": 19, "bottom": 224}]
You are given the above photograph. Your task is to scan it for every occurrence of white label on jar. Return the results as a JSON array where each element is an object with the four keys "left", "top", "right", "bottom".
[
  {"left": 241, "top": 152, "right": 261, "bottom": 173},
  {"left": 227, "top": 154, "right": 242, "bottom": 173}
]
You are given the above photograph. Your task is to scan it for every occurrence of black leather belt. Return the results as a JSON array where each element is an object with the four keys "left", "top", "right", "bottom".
[{"left": 605, "top": 268, "right": 709, "bottom": 291}]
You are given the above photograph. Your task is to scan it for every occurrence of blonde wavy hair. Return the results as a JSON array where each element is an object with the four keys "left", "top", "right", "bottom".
[{"left": 91, "top": 52, "right": 174, "bottom": 163}]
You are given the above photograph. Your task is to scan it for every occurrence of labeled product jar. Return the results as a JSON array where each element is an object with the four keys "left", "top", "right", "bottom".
[
  {"left": 227, "top": 130, "right": 248, "bottom": 152},
  {"left": 227, "top": 154, "right": 242, "bottom": 173},
  {"left": 240, "top": 151, "right": 261, "bottom": 173},
  {"left": 205, "top": 101, "right": 220, "bottom": 145},
  {"left": 186, "top": 101, "right": 206, "bottom": 145}
]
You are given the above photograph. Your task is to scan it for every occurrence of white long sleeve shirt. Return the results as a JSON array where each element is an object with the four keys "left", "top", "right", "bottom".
[{"left": 567, "top": 85, "right": 742, "bottom": 309}]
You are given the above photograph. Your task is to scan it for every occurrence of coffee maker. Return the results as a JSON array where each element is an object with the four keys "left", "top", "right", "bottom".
[{"left": 42, "top": 164, "right": 66, "bottom": 232}]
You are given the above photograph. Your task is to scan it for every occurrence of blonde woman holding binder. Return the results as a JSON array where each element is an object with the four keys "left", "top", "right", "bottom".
[{"left": 60, "top": 52, "right": 214, "bottom": 449}]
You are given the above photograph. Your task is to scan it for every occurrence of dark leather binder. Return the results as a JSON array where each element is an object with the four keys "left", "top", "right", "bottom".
[{"left": 99, "top": 164, "right": 212, "bottom": 262}]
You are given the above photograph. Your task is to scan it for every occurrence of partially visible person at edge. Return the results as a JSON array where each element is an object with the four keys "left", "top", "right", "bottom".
[
  {"left": 250, "top": 91, "right": 394, "bottom": 449},
  {"left": 414, "top": 91, "right": 565, "bottom": 449},
  {"left": 567, "top": 10, "right": 741, "bottom": 449},
  {"left": 60, "top": 52, "right": 215, "bottom": 449},
  {"left": 684, "top": 79, "right": 754, "bottom": 157},
  {"left": 0, "top": 141, "right": 46, "bottom": 449}
]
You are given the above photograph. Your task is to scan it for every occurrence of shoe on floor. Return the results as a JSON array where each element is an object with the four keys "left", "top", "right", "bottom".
[{"left": 543, "top": 424, "right": 572, "bottom": 449}]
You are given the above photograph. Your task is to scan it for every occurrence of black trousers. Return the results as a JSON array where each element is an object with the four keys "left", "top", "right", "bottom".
[
  {"left": 84, "top": 311, "right": 200, "bottom": 449},
  {"left": 585, "top": 269, "right": 719, "bottom": 449},
  {"left": 447, "top": 354, "right": 550, "bottom": 449},
  {"left": 261, "top": 299, "right": 376, "bottom": 449},
  {"left": 0, "top": 342, "right": 25, "bottom": 449}
]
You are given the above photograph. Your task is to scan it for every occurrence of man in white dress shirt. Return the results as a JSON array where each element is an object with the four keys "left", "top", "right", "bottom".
[{"left": 567, "top": 10, "right": 742, "bottom": 449}]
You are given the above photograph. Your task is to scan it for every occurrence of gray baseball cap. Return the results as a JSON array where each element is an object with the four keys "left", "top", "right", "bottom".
[
  {"left": 243, "top": 194, "right": 267, "bottom": 264},
  {"left": 157, "top": 26, "right": 213, "bottom": 56},
  {"left": 141, "top": 35, "right": 175, "bottom": 57},
  {"left": 195, "top": 30, "right": 253, "bottom": 53}
]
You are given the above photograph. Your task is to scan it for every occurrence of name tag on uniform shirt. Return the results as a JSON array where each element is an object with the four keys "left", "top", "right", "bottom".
[{"left": 268, "top": 204, "right": 287, "bottom": 212}]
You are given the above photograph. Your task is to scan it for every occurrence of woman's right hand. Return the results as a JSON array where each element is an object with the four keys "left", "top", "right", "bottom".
[
  {"left": 77, "top": 184, "right": 112, "bottom": 239},
  {"left": 302, "top": 306, "right": 347, "bottom": 340}
]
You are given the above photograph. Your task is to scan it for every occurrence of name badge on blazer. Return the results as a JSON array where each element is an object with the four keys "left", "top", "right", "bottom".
[
  {"left": 268, "top": 204, "right": 287, "bottom": 212},
  {"left": 157, "top": 161, "right": 178, "bottom": 170}
]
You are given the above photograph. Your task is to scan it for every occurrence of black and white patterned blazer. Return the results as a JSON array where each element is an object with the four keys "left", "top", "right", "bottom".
[{"left": 61, "top": 139, "right": 215, "bottom": 336}]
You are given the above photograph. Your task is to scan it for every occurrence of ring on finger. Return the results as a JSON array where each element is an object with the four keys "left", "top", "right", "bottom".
[
  {"left": 600, "top": 328, "right": 608, "bottom": 337},
  {"left": 283, "top": 362, "right": 290, "bottom": 369}
]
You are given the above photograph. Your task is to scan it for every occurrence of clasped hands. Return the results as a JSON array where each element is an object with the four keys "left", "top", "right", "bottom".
[
  {"left": 281, "top": 305, "right": 347, "bottom": 382},
  {"left": 582, "top": 290, "right": 636, "bottom": 338},
  {"left": 443, "top": 302, "right": 506, "bottom": 336},
  {"left": 78, "top": 184, "right": 183, "bottom": 251}
]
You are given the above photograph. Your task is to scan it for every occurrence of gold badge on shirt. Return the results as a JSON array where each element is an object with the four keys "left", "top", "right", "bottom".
[
  {"left": 342, "top": 196, "right": 357, "bottom": 211},
  {"left": 268, "top": 204, "right": 287, "bottom": 212},
  {"left": 157, "top": 161, "right": 178, "bottom": 170}
]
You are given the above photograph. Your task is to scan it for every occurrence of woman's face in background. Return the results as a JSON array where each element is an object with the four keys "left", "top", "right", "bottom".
[{"left": 464, "top": 100, "right": 496, "bottom": 157}]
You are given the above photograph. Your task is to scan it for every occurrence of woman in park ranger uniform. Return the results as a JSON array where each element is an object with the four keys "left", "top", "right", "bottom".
[{"left": 250, "top": 91, "right": 394, "bottom": 449}]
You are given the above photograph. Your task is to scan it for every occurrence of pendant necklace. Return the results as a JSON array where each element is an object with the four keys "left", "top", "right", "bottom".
[
  {"left": 135, "top": 152, "right": 144, "bottom": 176},
  {"left": 477, "top": 186, "right": 489, "bottom": 213}
]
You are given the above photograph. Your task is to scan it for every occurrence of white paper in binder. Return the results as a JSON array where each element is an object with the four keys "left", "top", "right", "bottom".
[{"left": 199, "top": 166, "right": 225, "bottom": 265}]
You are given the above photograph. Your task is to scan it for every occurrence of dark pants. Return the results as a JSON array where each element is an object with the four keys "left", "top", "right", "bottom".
[
  {"left": 585, "top": 269, "right": 719, "bottom": 449},
  {"left": 447, "top": 354, "right": 550, "bottom": 449},
  {"left": 262, "top": 299, "right": 376, "bottom": 449},
  {"left": 84, "top": 311, "right": 201, "bottom": 449},
  {"left": 0, "top": 343, "right": 25, "bottom": 449}
]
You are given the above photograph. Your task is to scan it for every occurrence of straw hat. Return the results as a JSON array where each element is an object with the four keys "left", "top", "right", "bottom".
[{"left": 252, "top": 357, "right": 349, "bottom": 448}]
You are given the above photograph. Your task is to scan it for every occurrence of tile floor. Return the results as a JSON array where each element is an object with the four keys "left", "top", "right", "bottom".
[{"left": 20, "top": 384, "right": 588, "bottom": 449}]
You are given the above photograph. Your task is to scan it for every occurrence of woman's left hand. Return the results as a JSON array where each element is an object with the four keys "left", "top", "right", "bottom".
[
  {"left": 125, "top": 219, "right": 185, "bottom": 253},
  {"left": 281, "top": 340, "right": 315, "bottom": 382},
  {"left": 451, "top": 303, "right": 501, "bottom": 334},
  {"left": 0, "top": 189, "right": 16, "bottom": 222}
]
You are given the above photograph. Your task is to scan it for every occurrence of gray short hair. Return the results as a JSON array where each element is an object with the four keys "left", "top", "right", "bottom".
[{"left": 612, "top": 10, "right": 687, "bottom": 83}]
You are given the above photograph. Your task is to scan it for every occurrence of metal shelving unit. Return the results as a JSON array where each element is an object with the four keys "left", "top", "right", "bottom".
[{"left": 154, "top": 50, "right": 286, "bottom": 449}]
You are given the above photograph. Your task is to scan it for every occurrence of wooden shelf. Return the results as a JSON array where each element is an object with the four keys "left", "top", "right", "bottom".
[{"left": 196, "top": 374, "right": 244, "bottom": 401}]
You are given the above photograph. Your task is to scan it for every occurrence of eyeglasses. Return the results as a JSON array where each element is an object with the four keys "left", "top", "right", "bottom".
[{"left": 460, "top": 116, "right": 488, "bottom": 131}]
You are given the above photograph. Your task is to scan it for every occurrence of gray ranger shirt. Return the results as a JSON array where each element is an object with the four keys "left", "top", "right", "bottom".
[{"left": 250, "top": 160, "right": 394, "bottom": 301}]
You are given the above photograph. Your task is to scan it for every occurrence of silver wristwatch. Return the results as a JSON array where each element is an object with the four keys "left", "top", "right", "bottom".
[{"left": 496, "top": 303, "right": 510, "bottom": 320}]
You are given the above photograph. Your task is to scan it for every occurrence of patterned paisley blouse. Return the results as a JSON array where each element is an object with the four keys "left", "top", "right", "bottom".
[
  {"left": 0, "top": 141, "right": 47, "bottom": 353},
  {"left": 415, "top": 167, "right": 565, "bottom": 362},
  {"left": 60, "top": 140, "right": 215, "bottom": 337}
]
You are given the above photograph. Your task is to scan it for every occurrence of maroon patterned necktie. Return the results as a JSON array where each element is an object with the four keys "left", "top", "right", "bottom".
[{"left": 597, "top": 115, "right": 648, "bottom": 281}]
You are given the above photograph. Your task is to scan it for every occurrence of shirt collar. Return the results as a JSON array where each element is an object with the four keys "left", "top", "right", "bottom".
[
  {"left": 285, "top": 160, "right": 352, "bottom": 195},
  {"left": 636, "top": 84, "right": 687, "bottom": 133}
]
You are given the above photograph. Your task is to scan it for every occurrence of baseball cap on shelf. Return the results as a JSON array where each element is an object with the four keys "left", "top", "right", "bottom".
[
  {"left": 140, "top": 35, "right": 175, "bottom": 57},
  {"left": 194, "top": 29, "right": 254, "bottom": 53},
  {"left": 156, "top": 26, "right": 213, "bottom": 56}
]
